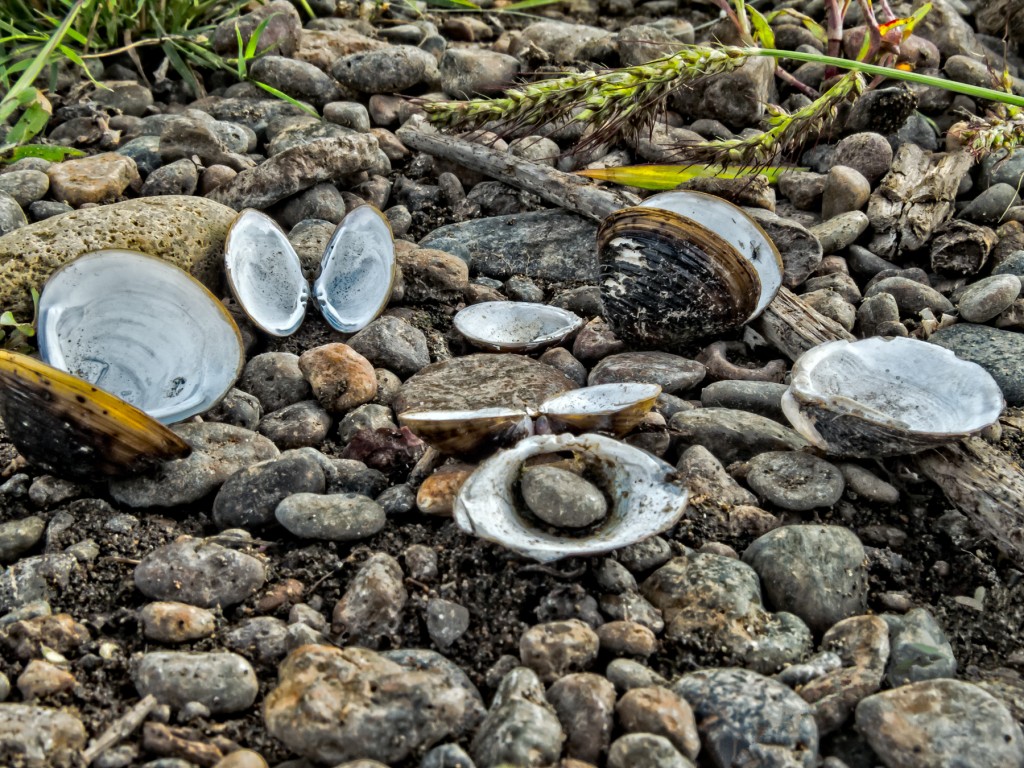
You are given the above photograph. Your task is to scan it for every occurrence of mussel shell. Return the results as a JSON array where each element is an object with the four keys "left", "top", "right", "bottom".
[
  {"left": 597, "top": 207, "right": 761, "bottom": 349},
  {"left": 539, "top": 382, "right": 661, "bottom": 436},
  {"left": 313, "top": 205, "right": 396, "bottom": 333},
  {"left": 638, "top": 190, "right": 783, "bottom": 317},
  {"left": 398, "top": 407, "right": 532, "bottom": 454},
  {"left": 224, "top": 209, "right": 309, "bottom": 337},
  {"left": 782, "top": 337, "right": 1005, "bottom": 458},
  {"left": 38, "top": 249, "right": 245, "bottom": 424},
  {"left": 0, "top": 351, "right": 191, "bottom": 481},
  {"left": 453, "top": 302, "right": 584, "bottom": 353},
  {"left": 453, "top": 432, "right": 688, "bottom": 563}
]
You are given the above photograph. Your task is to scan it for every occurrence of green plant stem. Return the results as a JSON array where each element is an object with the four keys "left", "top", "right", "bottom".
[{"left": 751, "top": 47, "right": 1024, "bottom": 107}]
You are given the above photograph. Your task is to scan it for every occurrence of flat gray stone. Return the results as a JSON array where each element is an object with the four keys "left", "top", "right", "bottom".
[
  {"left": 669, "top": 408, "right": 810, "bottom": 464},
  {"left": 275, "top": 492, "right": 386, "bottom": 540},
  {"left": 420, "top": 211, "right": 598, "bottom": 282},
  {"left": 134, "top": 651, "right": 258, "bottom": 714},
  {"left": 929, "top": 323, "right": 1024, "bottom": 405},
  {"left": 745, "top": 452, "right": 845, "bottom": 511}
]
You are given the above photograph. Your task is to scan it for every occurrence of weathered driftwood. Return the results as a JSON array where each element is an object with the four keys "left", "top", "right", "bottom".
[
  {"left": 397, "top": 119, "right": 1024, "bottom": 568},
  {"left": 915, "top": 434, "right": 1024, "bottom": 566},
  {"left": 396, "top": 118, "right": 849, "bottom": 360},
  {"left": 866, "top": 143, "right": 974, "bottom": 259},
  {"left": 83, "top": 694, "right": 158, "bottom": 765}
]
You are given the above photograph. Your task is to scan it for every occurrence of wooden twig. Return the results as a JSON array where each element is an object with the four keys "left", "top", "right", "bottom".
[
  {"left": 82, "top": 694, "right": 158, "bottom": 765},
  {"left": 397, "top": 120, "right": 1024, "bottom": 568}
]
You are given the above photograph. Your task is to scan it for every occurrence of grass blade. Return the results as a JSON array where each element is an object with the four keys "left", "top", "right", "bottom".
[{"left": 577, "top": 163, "right": 805, "bottom": 189}]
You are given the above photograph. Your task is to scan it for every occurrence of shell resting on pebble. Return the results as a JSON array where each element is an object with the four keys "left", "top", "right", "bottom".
[
  {"left": 0, "top": 351, "right": 191, "bottom": 481},
  {"left": 37, "top": 249, "right": 245, "bottom": 424},
  {"left": 598, "top": 190, "right": 783, "bottom": 350},
  {"left": 782, "top": 336, "right": 1005, "bottom": 458},
  {"left": 453, "top": 432, "right": 688, "bottom": 563}
]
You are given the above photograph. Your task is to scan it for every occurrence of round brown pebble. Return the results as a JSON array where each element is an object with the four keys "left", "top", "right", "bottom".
[
  {"left": 416, "top": 464, "right": 475, "bottom": 516},
  {"left": 520, "top": 619, "right": 600, "bottom": 683},
  {"left": 299, "top": 343, "right": 377, "bottom": 414},
  {"left": 596, "top": 621, "right": 658, "bottom": 657},
  {"left": 17, "top": 659, "right": 76, "bottom": 698},
  {"left": 140, "top": 602, "right": 217, "bottom": 643},
  {"left": 616, "top": 686, "right": 701, "bottom": 760}
]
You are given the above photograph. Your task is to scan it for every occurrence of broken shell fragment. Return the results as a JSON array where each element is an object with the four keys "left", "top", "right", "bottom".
[
  {"left": 781, "top": 336, "right": 1004, "bottom": 458},
  {"left": 38, "top": 249, "right": 245, "bottom": 424},
  {"left": 398, "top": 407, "right": 533, "bottom": 454},
  {"left": 0, "top": 351, "right": 191, "bottom": 481},
  {"left": 598, "top": 190, "right": 783, "bottom": 350},
  {"left": 453, "top": 432, "right": 688, "bottom": 563},
  {"left": 538, "top": 382, "right": 661, "bottom": 436},
  {"left": 453, "top": 301, "right": 584, "bottom": 352},
  {"left": 225, "top": 209, "right": 309, "bottom": 337},
  {"left": 313, "top": 205, "right": 396, "bottom": 333}
]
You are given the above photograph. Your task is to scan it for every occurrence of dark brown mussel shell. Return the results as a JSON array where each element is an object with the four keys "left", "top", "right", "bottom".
[
  {"left": 597, "top": 207, "right": 761, "bottom": 350},
  {"left": 0, "top": 351, "right": 191, "bottom": 481}
]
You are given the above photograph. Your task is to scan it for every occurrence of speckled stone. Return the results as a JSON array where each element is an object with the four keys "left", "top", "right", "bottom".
[
  {"left": 745, "top": 452, "right": 846, "bottom": 511},
  {"left": 929, "top": 323, "right": 1024, "bottom": 405},
  {"left": 743, "top": 525, "right": 868, "bottom": 633},
  {"left": 275, "top": 492, "right": 385, "bottom": 541},
  {"left": 134, "top": 651, "right": 258, "bottom": 714},
  {"left": 587, "top": 352, "right": 705, "bottom": 393},
  {"left": 140, "top": 602, "right": 217, "bottom": 643},
  {"left": 46, "top": 152, "right": 140, "bottom": 207},
  {"left": 855, "top": 679, "right": 1024, "bottom": 768},
  {"left": 264, "top": 644, "right": 482, "bottom": 765},
  {"left": 546, "top": 672, "right": 616, "bottom": 763},
  {"left": 134, "top": 537, "right": 266, "bottom": 608},
  {"left": 675, "top": 667, "right": 819, "bottom": 768},
  {"left": 520, "top": 620, "right": 600, "bottom": 683},
  {"left": 332, "top": 553, "right": 407, "bottom": 648},
  {"left": 616, "top": 686, "right": 700, "bottom": 760},
  {"left": 0, "top": 704, "right": 87, "bottom": 767},
  {"left": 521, "top": 466, "right": 608, "bottom": 529},
  {"left": 958, "top": 274, "right": 1022, "bottom": 323},
  {"left": 0, "top": 196, "right": 235, "bottom": 319}
]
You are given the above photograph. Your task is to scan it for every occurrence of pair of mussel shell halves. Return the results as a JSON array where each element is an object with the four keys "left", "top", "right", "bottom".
[{"left": 597, "top": 190, "right": 785, "bottom": 349}]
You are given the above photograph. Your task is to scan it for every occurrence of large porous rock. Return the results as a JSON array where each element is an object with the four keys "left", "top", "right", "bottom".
[
  {"left": 0, "top": 704, "right": 87, "bottom": 767},
  {"left": 0, "top": 195, "right": 236, "bottom": 318},
  {"left": 264, "top": 644, "right": 483, "bottom": 765}
]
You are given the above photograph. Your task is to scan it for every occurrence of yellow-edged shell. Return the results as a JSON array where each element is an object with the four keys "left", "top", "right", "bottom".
[{"left": 0, "top": 351, "right": 191, "bottom": 480}]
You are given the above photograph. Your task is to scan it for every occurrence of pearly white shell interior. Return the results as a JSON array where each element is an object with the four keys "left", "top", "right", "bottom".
[
  {"left": 454, "top": 432, "right": 688, "bottom": 563},
  {"left": 314, "top": 205, "right": 396, "bottom": 333},
  {"left": 540, "top": 382, "right": 661, "bottom": 417},
  {"left": 224, "top": 209, "right": 309, "bottom": 337},
  {"left": 454, "top": 302, "right": 584, "bottom": 352},
  {"left": 639, "top": 190, "right": 783, "bottom": 317},
  {"left": 38, "top": 249, "right": 244, "bottom": 424},
  {"left": 788, "top": 336, "right": 1004, "bottom": 434}
]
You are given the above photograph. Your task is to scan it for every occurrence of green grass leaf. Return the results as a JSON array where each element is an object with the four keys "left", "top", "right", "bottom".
[
  {"left": 252, "top": 81, "right": 319, "bottom": 117},
  {"left": 0, "top": 144, "right": 85, "bottom": 163},
  {"left": 577, "top": 163, "right": 806, "bottom": 189}
]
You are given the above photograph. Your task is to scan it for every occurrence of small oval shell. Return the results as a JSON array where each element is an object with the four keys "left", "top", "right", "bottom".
[
  {"left": 399, "top": 407, "right": 532, "bottom": 454},
  {"left": 454, "top": 432, "right": 688, "bottom": 563},
  {"left": 454, "top": 302, "right": 584, "bottom": 352},
  {"left": 0, "top": 351, "right": 191, "bottom": 481},
  {"left": 539, "top": 382, "right": 661, "bottom": 436},
  {"left": 782, "top": 336, "right": 1005, "bottom": 458},
  {"left": 313, "top": 205, "right": 396, "bottom": 333},
  {"left": 38, "top": 249, "right": 245, "bottom": 424},
  {"left": 224, "top": 208, "right": 309, "bottom": 336}
]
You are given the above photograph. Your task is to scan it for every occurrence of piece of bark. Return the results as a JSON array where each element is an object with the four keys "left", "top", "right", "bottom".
[
  {"left": 915, "top": 434, "right": 1024, "bottom": 567},
  {"left": 750, "top": 284, "right": 855, "bottom": 360},
  {"left": 867, "top": 143, "right": 974, "bottom": 258}
]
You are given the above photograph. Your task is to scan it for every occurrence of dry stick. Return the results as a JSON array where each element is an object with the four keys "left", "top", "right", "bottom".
[
  {"left": 397, "top": 121, "right": 1024, "bottom": 568},
  {"left": 82, "top": 694, "right": 158, "bottom": 765}
]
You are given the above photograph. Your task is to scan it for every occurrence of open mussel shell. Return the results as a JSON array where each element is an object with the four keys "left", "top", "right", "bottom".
[
  {"left": 453, "top": 433, "right": 688, "bottom": 563},
  {"left": 225, "top": 209, "right": 309, "bottom": 337},
  {"left": 0, "top": 351, "right": 191, "bottom": 481},
  {"left": 313, "top": 205, "right": 396, "bottom": 333},
  {"left": 453, "top": 302, "right": 584, "bottom": 353},
  {"left": 781, "top": 336, "right": 1005, "bottom": 458},
  {"left": 38, "top": 249, "right": 245, "bottom": 424},
  {"left": 598, "top": 190, "right": 783, "bottom": 350},
  {"left": 398, "top": 407, "right": 533, "bottom": 454},
  {"left": 539, "top": 382, "right": 661, "bottom": 436}
]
